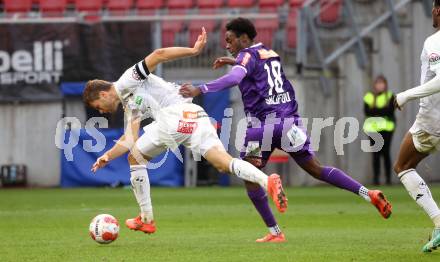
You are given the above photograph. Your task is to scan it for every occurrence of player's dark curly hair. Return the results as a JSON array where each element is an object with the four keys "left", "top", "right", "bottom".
[
  {"left": 435, "top": 0, "right": 440, "bottom": 7},
  {"left": 83, "top": 79, "right": 113, "bottom": 106},
  {"left": 226, "top": 17, "right": 257, "bottom": 40}
]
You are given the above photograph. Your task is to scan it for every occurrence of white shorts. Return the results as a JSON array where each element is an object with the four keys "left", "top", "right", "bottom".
[
  {"left": 135, "top": 103, "right": 225, "bottom": 158},
  {"left": 409, "top": 120, "right": 440, "bottom": 154}
]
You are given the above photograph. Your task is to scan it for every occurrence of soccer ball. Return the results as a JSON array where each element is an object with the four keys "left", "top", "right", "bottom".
[{"left": 89, "top": 214, "right": 119, "bottom": 244}]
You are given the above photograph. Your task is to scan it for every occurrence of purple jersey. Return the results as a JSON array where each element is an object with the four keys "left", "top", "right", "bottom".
[{"left": 235, "top": 43, "right": 298, "bottom": 121}]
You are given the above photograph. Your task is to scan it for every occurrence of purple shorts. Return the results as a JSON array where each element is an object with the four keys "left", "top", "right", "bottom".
[{"left": 239, "top": 117, "right": 314, "bottom": 168}]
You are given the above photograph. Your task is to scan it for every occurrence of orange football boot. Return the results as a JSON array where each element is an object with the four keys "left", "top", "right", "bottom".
[
  {"left": 267, "top": 174, "right": 288, "bottom": 213},
  {"left": 369, "top": 190, "right": 392, "bottom": 219},
  {"left": 256, "top": 233, "right": 287, "bottom": 243},
  {"left": 125, "top": 215, "right": 156, "bottom": 234}
]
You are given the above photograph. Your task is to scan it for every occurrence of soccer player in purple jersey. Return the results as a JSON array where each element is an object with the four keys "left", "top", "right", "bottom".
[{"left": 180, "top": 17, "right": 392, "bottom": 243}]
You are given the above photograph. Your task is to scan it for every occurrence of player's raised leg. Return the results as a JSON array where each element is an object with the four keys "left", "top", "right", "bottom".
[
  {"left": 203, "top": 146, "right": 288, "bottom": 214},
  {"left": 296, "top": 155, "right": 392, "bottom": 219},
  {"left": 394, "top": 132, "right": 440, "bottom": 252}
]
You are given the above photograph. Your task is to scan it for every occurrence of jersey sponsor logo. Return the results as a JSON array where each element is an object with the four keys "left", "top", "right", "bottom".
[
  {"left": 429, "top": 53, "right": 440, "bottom": 65},
  {"left": 182, "top": 110, "right": 208, "bottom": 119},
  {"left": 258, "top": 49, "right": 279, "bottom": 59},
  {"left": 177, "top": 120, "right": 198, "bottom": 134},
  {"left": 132, "top": 68, "right": 142, "bottom": 81},
  {"left": 0, "top": 40, "right": 67, "bottom": 85},
  {"left": 183, "top": 111, "right": 198, "bottom": 119},
  {"left": 135, "top": 96, "right": 143, "bottom": 106},
  {"left": 240, "top": 52, "right": 251, "bottom": 66}
]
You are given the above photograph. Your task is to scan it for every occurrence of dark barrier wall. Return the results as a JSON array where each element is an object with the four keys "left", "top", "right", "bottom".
[{"left": 0, "top": 22, "right": 152, "bottom": 102}]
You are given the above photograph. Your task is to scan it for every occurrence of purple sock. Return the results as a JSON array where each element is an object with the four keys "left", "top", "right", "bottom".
[
  {"left": 247, "top": 187, "right": 277, "bottom": 228},
  {"left": 320, "top": 166, "right": 362, "bottom": 194}
]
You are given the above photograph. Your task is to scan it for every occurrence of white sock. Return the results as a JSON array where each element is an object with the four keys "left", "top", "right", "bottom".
[
  {"left": 399, "top": 169, "right": 440, "bottom": 225},
  {"left": 358, "top": 186, "right": 371, "bottom": 202},
  {"left": 130, "top": 165, "right": 154, "bottom": 223},
  {"left": 269, "top": 225, "right": 282, "bottom": 236},
  {"left": 229, "top": 158, "right": 268, "bottom": 189},
  {"left": 434, "top": 215, "right": 440, "bottom": 229}
]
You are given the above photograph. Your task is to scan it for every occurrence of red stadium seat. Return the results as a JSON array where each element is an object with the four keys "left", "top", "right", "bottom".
[
  {"left": 188, "top": 9, "right": 218, "bottom": 43},
  {"left": 286, "top": 11, "right": 298, "bottom": 49},
  {"left": 136, "top": 0, "right": 163, "bottom": 15},
  {"left": 226, "top": 0, "right": 254, "bottom": 8},
  {"left": 196, "top": 0, "right": 223, "bottom": 9},
  {"left": 319, "top": 0, "right": 342, "bottom": 24},
  {"left": 39, "top": 0, "right": 67, "bottom": 14},
  {"left": 75, "top": 0, "right": 103, "bottom": 22},
  {"left": 259, "top": 0, "right": 284, "bottom": 9},
  {"left": 259, "top": 6, "right": 277, "bottom": 13},
  {"left": 75, "top": 0, "right": 103, "bottom": 12},
  {"left": 107, "top": 0, "right": 133, "bottom": 12},
  {"left": 289, "top": 0, "right": 304, "bottom": 7},
  {"left": 220, "top": 20, "right": 229, "bottom": 48},
  {"left": 4, "top": 0, "right": 32, "bottom": 13},
  {"left": 66, "top": 0, "right": 75, "bottom": 7},
  {"left": 136, "top": 0, "right": 162, "bottom": 10},
  {"left": 162, "top": 9, "right": 187, "bottom": 47},
  {"left": 167, "top": 0, "right": 194, "bottom": 9},
  {"left": 254, "top": 18, "right": 278, "bottom": 48}
]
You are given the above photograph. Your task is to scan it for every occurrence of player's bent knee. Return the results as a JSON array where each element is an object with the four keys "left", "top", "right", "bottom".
[
  {"left": 127, "top": 148, "right": 151, "bottom": 165},
  {"left": 213, "top": 161, "right": 230, "bottom": 174},
  {"left": 127, "top": 153, "right": 139, "bottom": 165},
  {"left": 205, "top": 147, "right": 233, "bottom": 173}
]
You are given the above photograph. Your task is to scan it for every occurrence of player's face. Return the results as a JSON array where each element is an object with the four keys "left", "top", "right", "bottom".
[
  {"left": 225, "top": 31, "right": 243, "bottom": 57},
  {"left": 373, "top": 80, "right": 386, "bottom": 93},
  {"left": 90, "top": 92, "right": 118, "bottom": 114}
]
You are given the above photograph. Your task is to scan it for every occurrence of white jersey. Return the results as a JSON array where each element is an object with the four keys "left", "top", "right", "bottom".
[
  {"left": 112, "top": 61, "right": 223, "bottom": 155},
  {"left": 416, "top": 30, "right": 440, "bottom": 136},
  {"left": 113, "top": 61, "right": 192, "bottom": 121}
]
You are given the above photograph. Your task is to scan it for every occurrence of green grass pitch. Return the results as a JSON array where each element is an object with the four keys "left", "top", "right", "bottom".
[{"left": 1, "top": 186, "right": 440, "bottom": 262}]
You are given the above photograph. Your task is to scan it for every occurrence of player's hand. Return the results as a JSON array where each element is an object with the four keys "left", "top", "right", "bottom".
[
  {"left": 394, "top": 92, "right": 409, "bottom": 111},
  {"left": 393, "top": 96, "right": 402, "bottom": 111},
  {"left": 192, "top": 27, "right": 207, "bottom": 56},
  {"left": 213, "top": 57, "right": 235, "bottom": 69},
  {"left": 179, "top": 83, "right": 202, "bottom": 98},
  {"left": 91, "top": 154, "right": 110, "bottom": 173}
]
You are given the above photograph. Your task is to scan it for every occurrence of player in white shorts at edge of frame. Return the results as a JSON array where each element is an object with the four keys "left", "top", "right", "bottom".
[
  {"left": 82, "top": 28, "right": 288, "bottom": 235},
  {"left": 394, "top": 0, "right": 440, "bottom": 253}
]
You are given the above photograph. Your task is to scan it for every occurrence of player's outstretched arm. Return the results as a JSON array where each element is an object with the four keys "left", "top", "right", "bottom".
[
  {"left": 91, "top": 119, "right": 140, "bottom": 173},
  {"left": 179, "top": 66, "right": 246, "bottom": 98},
  {"left": 396, "top": 74, "right": 440, "bottom": 109},
  {"left": 145, "top": 27, "right": 207, "bottom": 72}
]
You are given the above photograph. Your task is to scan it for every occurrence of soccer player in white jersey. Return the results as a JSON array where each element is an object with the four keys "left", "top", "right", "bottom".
[
  {"left": 394, "top": 0, "right": 440, "bottom": 252},
  {"left": 82, "top": 28, "right": 287, "bottom": 235}
]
